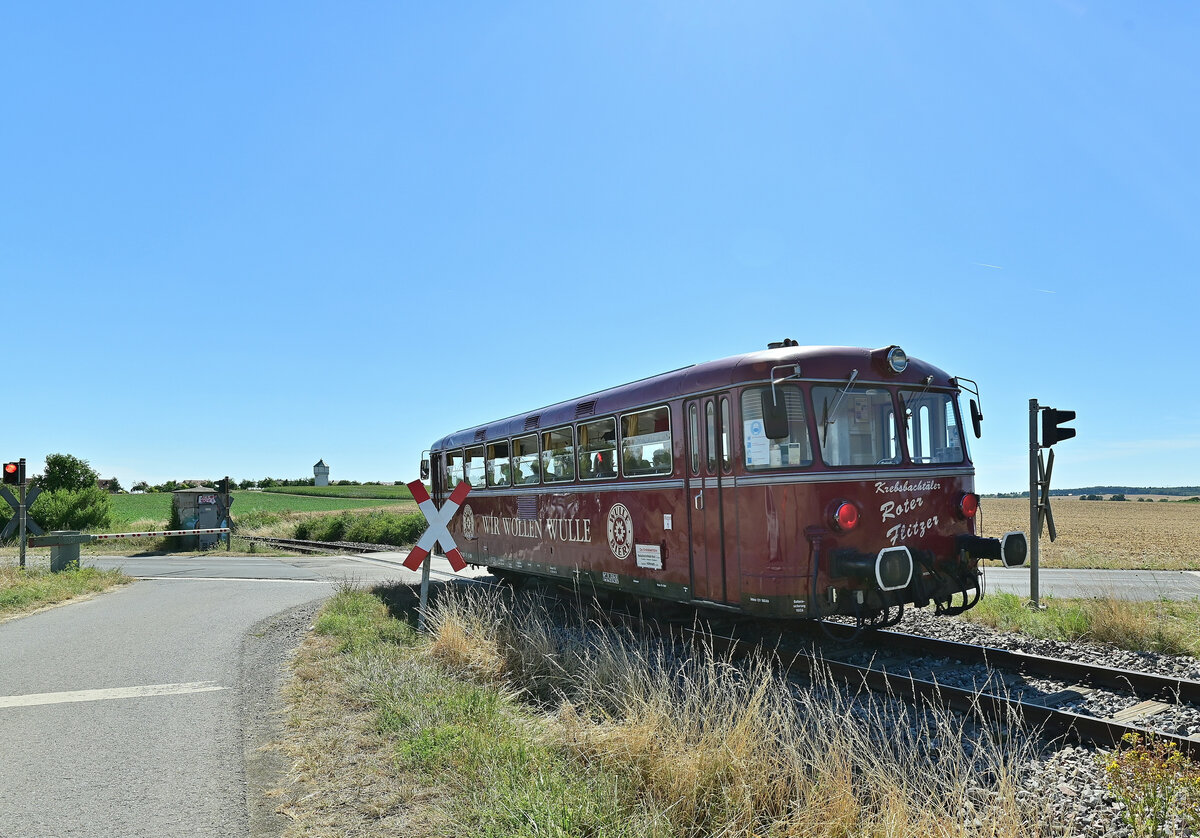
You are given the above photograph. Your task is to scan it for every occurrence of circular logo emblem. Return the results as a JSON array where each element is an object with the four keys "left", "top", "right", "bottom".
[
  {"left": 607, "top": 502, "right": 633, "bottom": 560},
  {"left": 461, "top": 503, "right": 476, "bottom": 541}
]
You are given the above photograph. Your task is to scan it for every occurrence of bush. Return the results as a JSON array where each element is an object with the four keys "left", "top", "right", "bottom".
[
  {"left": 294, "top": 510, "right": 427, "bottom": 547},
  {"left": 30, "top": 486, "right": 112, "bottom": 532}
]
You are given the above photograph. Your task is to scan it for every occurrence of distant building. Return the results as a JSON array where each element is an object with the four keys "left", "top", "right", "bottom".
[{"left": 314, "top": 459, "right": 330, "bottom": 487}]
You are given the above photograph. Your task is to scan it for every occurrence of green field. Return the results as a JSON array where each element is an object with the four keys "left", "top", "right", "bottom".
[
  {"left": 109, "top": 491, "right": 412, "bottom": 530},
  {"left": 258, "top": 484, "right": 414, "bottom": 500}
]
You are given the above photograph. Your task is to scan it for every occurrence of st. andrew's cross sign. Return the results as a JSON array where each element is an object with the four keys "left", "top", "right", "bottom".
[{"left": 403, "top": 480, "right": 470, "bottom": 572}]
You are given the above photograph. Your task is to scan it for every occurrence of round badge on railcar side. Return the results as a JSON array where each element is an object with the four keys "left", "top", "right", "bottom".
[
  {"left": 462, "top": 504, "right": 476, "bottom": 540},
  {"left": 607, "top": 503, "right": 633, "bottom": 560}
]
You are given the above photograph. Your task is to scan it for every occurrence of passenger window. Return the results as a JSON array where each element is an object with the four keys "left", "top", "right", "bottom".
[
  {"left": 540, "top": 426, "right": 575, "bottom": 483},
  {"left": 445, "top": 449, "right": 465, "bottom": 488},
  {"left": 621, "top": 406, "right": 672, "bottom": 476},
  {"left": 720, "top": 397, "right": 732, "bottom": 473},
  {"left": 464, "top": 445, "right": 487, "bottom": 488},
  {"left": 688, "top": 404, "right": 700, "bottom": 475},
  {"left": 578, "top": 417, "right": 617, "bottom": 480},
  {"left": 705, "top": 402, "right": 717, "bottom": 473},
  {"left": 512, "top": 434, "right": 541, "bottom": 485},
  {"left": 812, "top": 386, "right": 899, "bottom": 467},
  {"left": 742, "top": 385, "right": 814, "bottom": 469},
  {"left": 901, "top": 389, "right": 966, "bottom": 464},
  {"left": 486, "top": 440, "right": 511, "bottom": 487}
]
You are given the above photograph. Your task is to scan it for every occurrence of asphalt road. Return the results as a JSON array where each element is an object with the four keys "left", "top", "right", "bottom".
[
  {"left": 983, "top": 566, "right": 1200, "bottom": 600},
  {"left": 0, "top": 551, "right": 477, "bottom": 838}
]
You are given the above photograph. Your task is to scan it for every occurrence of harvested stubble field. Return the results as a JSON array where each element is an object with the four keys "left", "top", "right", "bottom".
[{"left": 980, "top": 497, "right": 1200, "bottom": 570}]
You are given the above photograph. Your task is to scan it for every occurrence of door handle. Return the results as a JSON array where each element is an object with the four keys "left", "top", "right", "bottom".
[{"left": 694, "top": 493, "right": 703, "bottom": 510}]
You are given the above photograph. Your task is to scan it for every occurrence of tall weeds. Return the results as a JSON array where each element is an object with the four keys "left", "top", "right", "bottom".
[{"left": 425, "top": 585, "right": 1051, "bottom": 837}]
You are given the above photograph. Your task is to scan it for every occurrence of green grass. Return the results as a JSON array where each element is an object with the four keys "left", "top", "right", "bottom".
[
  {"left": 0, "top": 565, "right": 130, "bottom": 619},
  {"left": 260, "top": 484, "right": 414, "bottom": 500},
  {"left": 302, "top": 586, "right": 646, "bottom": 837},
  {"left": 964, "top": 592, "right": 1200, "bottom": 657},
  {"left": 109, "top": 491, "right": 413, "bottom": 531}
]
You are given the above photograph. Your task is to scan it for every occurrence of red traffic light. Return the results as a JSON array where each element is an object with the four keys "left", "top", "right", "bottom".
[{"left": 2, "top": 462, "right": 19, "bottom": 485}]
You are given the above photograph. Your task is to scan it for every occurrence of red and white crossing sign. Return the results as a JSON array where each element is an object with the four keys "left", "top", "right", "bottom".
[{"left": 403, "top": 480, "right": 470, "bottom": 572}]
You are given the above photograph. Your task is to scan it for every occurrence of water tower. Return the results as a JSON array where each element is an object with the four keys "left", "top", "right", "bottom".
[{"left": 314, "top": 459, "right": 330, "bottom": 486}]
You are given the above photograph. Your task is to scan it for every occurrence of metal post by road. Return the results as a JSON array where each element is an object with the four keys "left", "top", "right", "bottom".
[
  {"left": 18, "top": 482, "right": 27, "bottom": 569},
  {"left": 417, "top": 557, "right": 432, "bottom": 632},
  {"left": 1029, "top": 398, "right": 1040, "bottom": 608}
]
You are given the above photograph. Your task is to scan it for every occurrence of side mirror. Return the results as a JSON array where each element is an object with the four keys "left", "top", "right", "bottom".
[
  {"left": 420, "top": 458, "right": 430, "bottom": 480},
  {"left": 761, "top": 390, "right": 790, "bottom": 440},
  {"left": 970, "top": 399, "right": 983, "bottom": 439}
]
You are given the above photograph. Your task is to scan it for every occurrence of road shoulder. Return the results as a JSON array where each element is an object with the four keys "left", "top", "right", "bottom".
[{"left": 240, "top": 597, "right": 330, "bottom": 838}]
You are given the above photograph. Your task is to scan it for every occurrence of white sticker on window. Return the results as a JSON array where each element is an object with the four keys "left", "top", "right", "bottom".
[
  {"left": 663, "top": 514, "right": 672, "bottom": 530},
  {"left": 745, "top": 419, "right": 770, "bottom": 466}
]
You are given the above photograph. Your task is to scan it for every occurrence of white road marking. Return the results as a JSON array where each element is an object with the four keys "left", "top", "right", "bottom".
[
  {"left": 133, "top": 576, "right": 332, "bottom": 583},
  {"left": 0, "top": 681, "right": 227, "bottom": 709}
]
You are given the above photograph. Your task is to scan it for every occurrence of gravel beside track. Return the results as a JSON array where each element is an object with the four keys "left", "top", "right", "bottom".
[{"left": 888, "top": 609, "right": 1200, "bottom": 837}]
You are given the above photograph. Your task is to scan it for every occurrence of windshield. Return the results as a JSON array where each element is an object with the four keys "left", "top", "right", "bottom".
[
  {"left": 901, "top": 389, "right": 966, "bottom": 465},
  {"left": 812, "top": 385, "right": 900, "bottom": 467}
]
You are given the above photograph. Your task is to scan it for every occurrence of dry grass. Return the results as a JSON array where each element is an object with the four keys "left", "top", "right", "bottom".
[
  {"left": 275, "top": 583, "right": 1063, "bottom": 837},
  {"left": 980, "top": 497, "right": 1200, "bottom": 569},
  {"left": 425, "top": 585, "right": 1055, "bottom": 838}
]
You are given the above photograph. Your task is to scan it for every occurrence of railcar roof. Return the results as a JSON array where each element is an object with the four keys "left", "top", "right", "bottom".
[{"left": 432, "top": 344, "right": 956, "bottom": 449}]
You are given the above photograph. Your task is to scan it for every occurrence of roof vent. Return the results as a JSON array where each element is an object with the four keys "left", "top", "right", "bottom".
[
  {"left": 768, "top": 338, "right": 799, "bottom": 349},
  {"left": 524, "top": 415, "right": 540, "bottom": 431},
  {"left": 575, "top": 400, "right": 597, "bottom": 419},
  {"left": 474, "top": 429, "right": 487, "bottom": 441}
]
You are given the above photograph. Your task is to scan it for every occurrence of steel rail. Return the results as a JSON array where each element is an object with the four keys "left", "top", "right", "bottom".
[
  {"left": 238, "top": 535, "right": 394, "bottom": 555},
  {"left": 867, "top": 628, "right": 1200, "bottom": 705},
  {"left": 682, "top": 626, "right": 1200, "bottom": 760}
]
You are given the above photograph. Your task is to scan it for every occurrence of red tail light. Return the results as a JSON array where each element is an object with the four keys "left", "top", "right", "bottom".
[
  {"left": 959, "top": 493, "right": 979, "bottom": 519},
  {"left": 833, "top": 501, "right": 859, "bottom": 531}
]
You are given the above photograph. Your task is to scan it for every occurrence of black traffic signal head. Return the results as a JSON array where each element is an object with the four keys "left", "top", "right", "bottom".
[
  {"left": 2, "top": 462, "right": 19, "bottom": 485},
  {"left": 1042, "top": 408, "right": 1077, "bottom": 447}
]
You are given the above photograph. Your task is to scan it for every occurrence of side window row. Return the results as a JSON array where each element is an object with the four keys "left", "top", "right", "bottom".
[{"left": 444, "top": 406, "right": 673, "bottom": 489}]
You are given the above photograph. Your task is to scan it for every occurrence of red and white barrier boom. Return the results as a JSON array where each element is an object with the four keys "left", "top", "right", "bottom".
[{"left": 91, "top": 528, "right": 231, "bottom": 539}]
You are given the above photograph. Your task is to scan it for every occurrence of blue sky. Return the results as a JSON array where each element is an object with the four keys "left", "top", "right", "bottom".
[{"left": 2, "top": 2, "right": 1197, "bottom": 493}]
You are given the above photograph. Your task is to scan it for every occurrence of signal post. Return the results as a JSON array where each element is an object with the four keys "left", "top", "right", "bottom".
[
  {"left": 1028, "top": 400, "right": 1076, "bottom": 608},
  {"left": 2, "top": 458, "right": 42, "bottom": 569}
]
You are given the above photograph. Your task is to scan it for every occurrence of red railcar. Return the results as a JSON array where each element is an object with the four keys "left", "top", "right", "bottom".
[{"left": 425, "top": 343, "right": 1026, "bottom": 627}]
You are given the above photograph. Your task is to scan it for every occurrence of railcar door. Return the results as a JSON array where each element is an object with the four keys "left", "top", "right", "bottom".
[{"left": 685, "top": 394, "right": 732, "bottom": 603}]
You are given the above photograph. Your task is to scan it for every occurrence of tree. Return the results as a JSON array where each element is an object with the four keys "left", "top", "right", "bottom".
[
  {"left": 106, "top": 476, "right": 123, "bottom": 494},
  {"left": 39, "top": 453, "right": 99, "bottom": 493}
]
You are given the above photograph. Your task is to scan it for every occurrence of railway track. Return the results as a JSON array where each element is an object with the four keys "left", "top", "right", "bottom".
[
  {"left": 239, "top": 535, "right": 400, "bottom": 555},
  {"left": 678, "top": 619, "right": 1200, "bottom": 760}
]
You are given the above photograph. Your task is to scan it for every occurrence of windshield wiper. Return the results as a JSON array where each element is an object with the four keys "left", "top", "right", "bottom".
[{"left": 821, "top": 369, "right": 859, "bottom": 447}]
